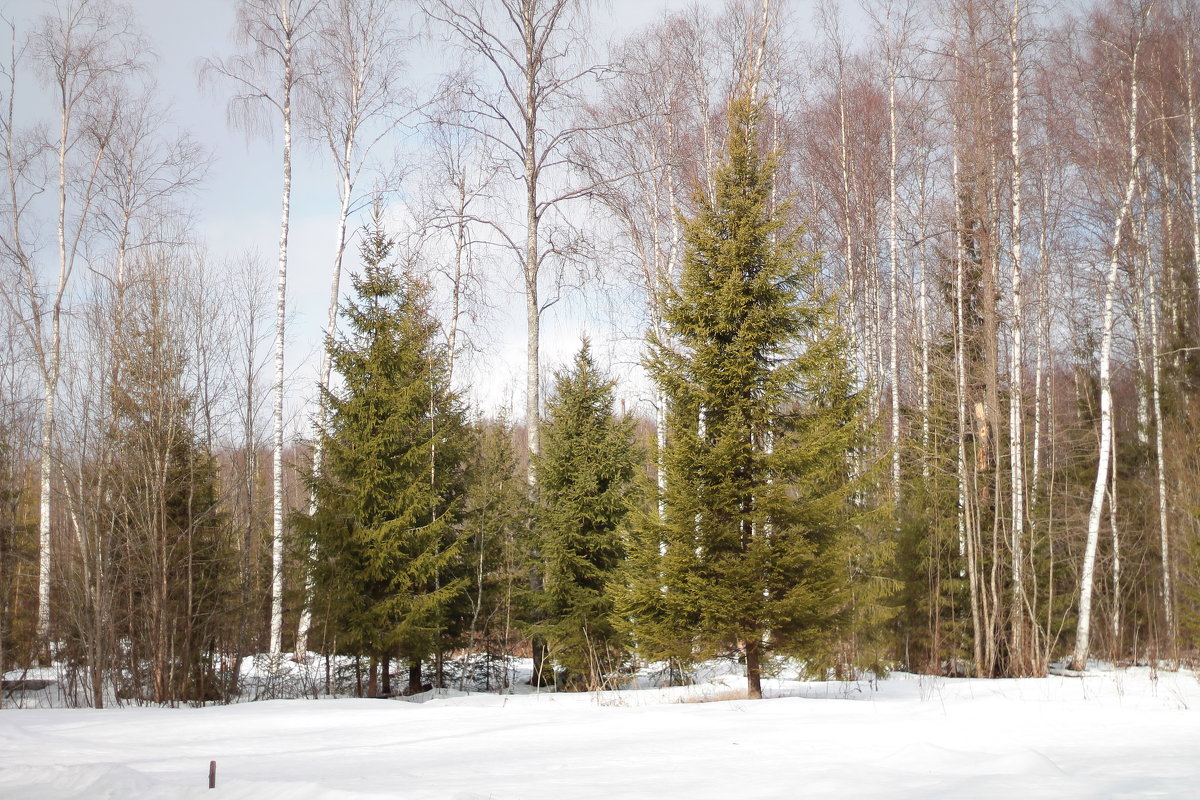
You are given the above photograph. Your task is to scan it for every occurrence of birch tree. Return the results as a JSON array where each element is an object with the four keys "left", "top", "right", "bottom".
[
  {"left": 1149, "top": 270, "right": 1172, "bottom": 646},
  {"left": 1007, "top": 0, "right": 1030, "bottom": 675},
  {"left": 424, "top": 0, "right": 605, "bottom": 485},
  {"left": 62, "top": 93, "right": 204, "bottom": 707},
  {"left": 412, "top": 98, "right": 503, "bottom": 389},
  {"left": 15, "top": 0, "right": 144, "bottom": 647},
  {"left": 1071, "top": 0, "right": 1147, "bottom": 672},
  {"left": 205, "top": 0, "right": 321, "bottom": 661},
  {"left": 222, "top": 252, "right": 274, "bottom": 673},
  {"left": 865, "top": 0, "right": 921, "bottom": 510}
]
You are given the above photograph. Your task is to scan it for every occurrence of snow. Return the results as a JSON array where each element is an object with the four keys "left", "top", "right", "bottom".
[{"left": 2, "top": 661, "right": 1198, "bottom": 799}]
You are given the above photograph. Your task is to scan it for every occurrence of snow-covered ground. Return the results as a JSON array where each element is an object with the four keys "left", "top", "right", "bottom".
[{"left": 2, "top": 660, "right": 1198, "bottom": 799}]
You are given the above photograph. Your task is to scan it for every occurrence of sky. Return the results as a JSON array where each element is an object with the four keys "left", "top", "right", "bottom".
[{"left": 2, "top": 0, "right": 866, "bottom": 429}]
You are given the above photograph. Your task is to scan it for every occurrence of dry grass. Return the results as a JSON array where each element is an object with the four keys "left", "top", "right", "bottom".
[{"left": 679, "top": 687, "right": 750, "bottom": 703}]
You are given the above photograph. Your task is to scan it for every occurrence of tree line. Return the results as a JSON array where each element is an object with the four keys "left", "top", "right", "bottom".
[{"left": 2, "top": 0, "right": 1199, "bottom": 706}]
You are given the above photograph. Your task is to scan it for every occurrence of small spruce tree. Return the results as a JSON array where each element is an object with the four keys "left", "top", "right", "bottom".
[{"left": 532, "top": 340, "right": 637, "bottom": 690}]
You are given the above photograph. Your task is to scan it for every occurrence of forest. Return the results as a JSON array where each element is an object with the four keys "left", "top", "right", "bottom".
[{"left": 1, "top": 0, "right": 1199, "bottom": 708}]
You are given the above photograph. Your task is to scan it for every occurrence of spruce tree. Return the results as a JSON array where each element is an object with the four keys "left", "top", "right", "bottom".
[
  {"left": 302, "top": 217, "right": 470, "bottom": 694},
  {"left": 532, "top": 341, "right": 637, "bottom": 690},
  {"left": 639, "top": 92, "right": 869, "bottom": 698}
]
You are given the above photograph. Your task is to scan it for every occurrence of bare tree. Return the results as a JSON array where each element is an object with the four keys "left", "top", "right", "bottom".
[
  {"left": 204, "top": 0, "right": 322, "bottom": 661},
  {"left": 59, "top": 91, "right": 204, "bottom": 706},
  {"left": 0, "top": 0, "right": 145, "bottom": 649},
  {"left": 424, "top": 0, "right": 607, "bottom": 485},
  {"left": 221, "top": 251, "right": 274, "bottom": 677},
  {"left": 91, "top": 87, "right": 205, "bottom": 294},
  {"left": 1071, "top": 0, "right": 1148, "bottom": 672},
  {"left": 1006, "top": 0, "right": 1030, "bottom": 675},
  {"left": 865, "top": 0, "right": 922, "bottom": 510},
  {"left": 413, "top": 104, "right": 502, "bottom": 386}
]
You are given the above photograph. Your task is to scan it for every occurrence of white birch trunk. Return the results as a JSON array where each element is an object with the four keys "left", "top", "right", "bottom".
[
  {"left": 37, "top": 370, "right": 54, "bottom": 643},
  {"left": 1072, "top": 47, "right": 1140, "bottom": 672},
  {"left": 269, "top": 10, "right": 296, "bottom": 663},
  {"left": 1149, "top": 271, "right": 1174, "bottom": 644},
  {"left": 1007, "top": 0, "right": 1026, "bottom": 671},
  {"left": 447, "top": 203, "right": 467, "bottom": 389},
  {"left": 39, "top": 74, "right": 76, "bottom": 646},
  {"left": 658, "top": 116, "right": 684, "bottom": 524},
  {"left": 835, "top": 43, "right": 861, "bottom": 390},
  {"left": 952, "top": 124, "right": 982, "bottom": 672},
  {"left": 524, "top": 186, "right": 540, "bottom": 483},
  {"left": 888, "top": 56, "right": 901, "bottom": 509},
  {"left": 1032, "top": 181, "right": 1050, "bottom": 504},
  {"left": 919, "top": 242, "right": 929, "bottom": 481},
  {"left": 865, "top": 249, "right": 879, "bottom": 400},
  {"left": 1109, "top": 435, "right": 1120, "bottom": 654},
  {"left": 295, "top": 136, "right": 353, "bottom": 659},
  {"left": 523, "top": 0, "right": 541, "bottom": 485},
  {"left": 1131, "top": 211, "right": 1150, "bottom": 446}
]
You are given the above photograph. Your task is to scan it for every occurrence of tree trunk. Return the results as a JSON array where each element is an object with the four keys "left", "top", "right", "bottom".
[
  {"left": 918, "top": 243, "right": 930, "bottom": 482},
  {"left": 952, "top": 130, "right": 983, "bottom": 674},
  {"left": 835, "top": 37, "right": 859, "bottom": 395},
  {"left": 530, "top": 638, "right": 550, "bottom": 687},
  {"left": 296, "top": 159, "right": 354, "bottom": 659},
  {"left": 1007, "top": 0, "right": 1027, "bottom": 675},
  {"left": 745, "top": 637, "right": 762, "bottom": 700},
  {"left": 37, "top": 378, "right": 54, "bottom": 646},
  {"left": 269, "top": 11, "right": 296, "bottom": 665},
  {"left": 1108, "top": 439, "right": 1120, "bottom": 659},
  {"left": 1072, "top": 44, "right": 1140, "bottom": 672},
  {"left": 887, "top": 55, "right": 901, "bottom": 510},
  {"left": 1149, "top": 272, "right": 1174, "bottom": 648},
  {"left": 1032, "top": 181, "right": 1050, "bottom": 505},
  {"left": 38, "top": 74, "right": 77, "bottom": 649},
  {"left": 522, "top": 1, "right": 541, "bottom": 484},
  {"left": 1189, "top": 35, "right": 1200, "bottom": 330},
  {"left": 408, "top": 660, "right": 422, "bottom": 695}
]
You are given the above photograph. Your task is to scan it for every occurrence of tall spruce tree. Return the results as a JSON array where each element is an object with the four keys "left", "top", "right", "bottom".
[
  {"left": 301, "top": 216, "right": 470, "bottom": 694},
  {"left": 531, "top": 341, "right": 637, "bottom": 690},
  {"left": 640, "top": 92, "right": 868, "bottom": 698}
]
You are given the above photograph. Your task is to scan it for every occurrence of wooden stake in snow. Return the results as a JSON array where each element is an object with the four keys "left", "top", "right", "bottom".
[{"left": 209, "top": 760, "right": 216, "bottom": 789}]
